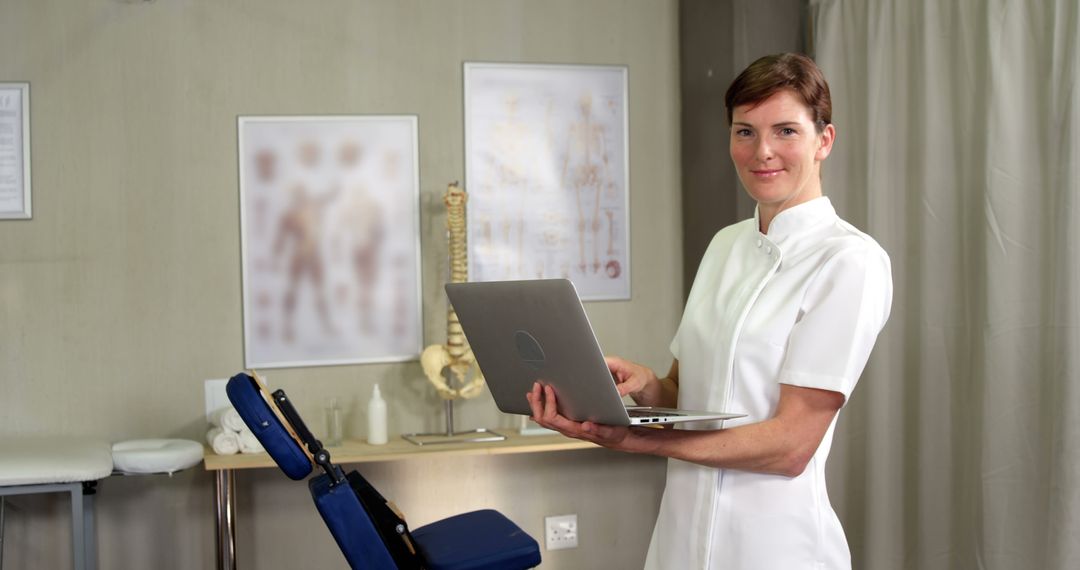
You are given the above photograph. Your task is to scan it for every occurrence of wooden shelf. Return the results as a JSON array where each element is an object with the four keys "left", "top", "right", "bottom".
[{"left": 203, "top": 431, "right": 598, "bottom": 471}]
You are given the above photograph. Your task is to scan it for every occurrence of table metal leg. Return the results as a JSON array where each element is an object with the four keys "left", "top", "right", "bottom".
[
  {"left": 214, "top": 470, "right": 236, "bottom": 570},
  {"left": 70, "top": 485, "right": 85, "bottom": 570},
  {"left": 0, "top": 482, "right": 97, "bottom": 570},
  {"left": 82, "top": 482, "right": 97, "bottom": 570},
  {"left": 1, "top": 496, "right": 6, "bottom": 570}
]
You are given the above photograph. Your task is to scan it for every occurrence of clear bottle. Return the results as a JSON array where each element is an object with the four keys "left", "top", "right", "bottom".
[
  {"left": 325, "top": 397, "right": 343, "bottom": 447},
  {"left": 367, "top": 384, "right": 388, "bottom": 445}
]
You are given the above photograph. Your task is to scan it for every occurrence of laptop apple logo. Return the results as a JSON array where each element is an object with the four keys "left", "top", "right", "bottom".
[{"left": 514, "top": 330, "right": 546, "bottom": 370}]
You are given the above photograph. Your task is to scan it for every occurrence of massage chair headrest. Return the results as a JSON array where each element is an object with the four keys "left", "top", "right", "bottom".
[{"left": 226, "top": 372, "right": 313, "bottom": 480}]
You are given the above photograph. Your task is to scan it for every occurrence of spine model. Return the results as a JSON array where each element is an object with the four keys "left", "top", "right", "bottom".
[{"left": 420, "top": 182, "right": 485, "bottom": 400}]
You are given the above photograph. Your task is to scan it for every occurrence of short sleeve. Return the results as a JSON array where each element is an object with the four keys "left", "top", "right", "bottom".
[{"left": 777, "top": 243, "right": 893, "bottom": 401}]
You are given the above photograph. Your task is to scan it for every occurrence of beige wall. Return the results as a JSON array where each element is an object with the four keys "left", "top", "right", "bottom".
[
  {"left": 678, "top": 0, "right": 804, "bottom": 299},
  {"left": 0, "top": 0, "right": 681, "bottom": 568}
]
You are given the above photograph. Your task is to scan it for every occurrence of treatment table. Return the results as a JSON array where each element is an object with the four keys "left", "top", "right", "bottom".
[{"left": 0, "top": 437, "right": 113, "bottom": 570}]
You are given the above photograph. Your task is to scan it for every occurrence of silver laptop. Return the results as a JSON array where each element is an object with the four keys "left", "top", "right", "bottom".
[{"left": 445, "top": 279, "right": 743, "bottom": 426}]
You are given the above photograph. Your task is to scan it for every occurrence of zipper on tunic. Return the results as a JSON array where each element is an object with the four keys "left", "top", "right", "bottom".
[{"left": 702, "top": 241, "right": 782, "bottom": 568}]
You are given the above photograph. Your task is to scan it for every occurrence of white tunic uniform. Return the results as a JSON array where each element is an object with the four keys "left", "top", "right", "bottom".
[{"left": 644, "top": 197, "right": 892, "bottom": 570}]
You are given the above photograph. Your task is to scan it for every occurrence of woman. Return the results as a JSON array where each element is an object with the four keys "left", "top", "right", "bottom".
[{"left": 527, "top": 53, "right": 892, "bottom": 569}]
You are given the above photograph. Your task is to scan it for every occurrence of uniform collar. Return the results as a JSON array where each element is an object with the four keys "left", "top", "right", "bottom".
[{"left": 754, "top": 197, "right": 837, "bottom": 243}]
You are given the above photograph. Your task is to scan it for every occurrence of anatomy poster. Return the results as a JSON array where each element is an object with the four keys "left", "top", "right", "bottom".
[
  {"left": 0, "top": 83, "right": 31, "bottom": 219},
  {"left": 238, "top": 116, "right": 422, "bottom": 368},
  {"left": 464, "top": 63, "right": 630, "bottom": 300}
]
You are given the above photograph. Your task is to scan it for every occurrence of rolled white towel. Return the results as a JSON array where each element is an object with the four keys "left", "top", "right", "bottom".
[
  {"left": 207, "top": 427, "right": 240, "bottom": 455},
  {"left": 210, "top": 407, "right": 246, "bottom": 433},
  {"left": 237, "top": 428, "right": 264, "bottom": 454}
]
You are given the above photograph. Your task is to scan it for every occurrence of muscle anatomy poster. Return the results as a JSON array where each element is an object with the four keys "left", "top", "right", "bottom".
[{"left": 238, "top": 115, "right": 422, "bottom": 368}]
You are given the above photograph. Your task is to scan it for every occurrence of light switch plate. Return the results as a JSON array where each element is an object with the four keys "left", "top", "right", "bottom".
[{"left": 204, "top": 378, "right": 229, "bottom": 422}]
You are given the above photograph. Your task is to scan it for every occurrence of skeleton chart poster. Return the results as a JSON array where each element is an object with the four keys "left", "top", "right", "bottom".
[
  {"left": 464, "top": 63, "right": 630, "bottom": 300},
  {"left": 238, "top": 116, "right": 422, "bottom": 369}
]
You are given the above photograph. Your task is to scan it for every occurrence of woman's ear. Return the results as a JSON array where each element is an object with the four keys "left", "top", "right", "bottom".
[{"left": 816, "top": 123, "right": 836, "bottom": 161}]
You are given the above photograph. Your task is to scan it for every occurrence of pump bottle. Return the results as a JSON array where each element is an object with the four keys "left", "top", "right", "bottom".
[{"left": 367, "top": 384, "right": 388, "bottom": 445}]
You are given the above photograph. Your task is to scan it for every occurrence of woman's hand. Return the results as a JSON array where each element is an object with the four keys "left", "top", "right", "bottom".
[
  {"left": 525, "top": 382, "right": 632, "bottom": 449},
  {"left": 606, "top": 356, "right": 678, "bottom": 408}
]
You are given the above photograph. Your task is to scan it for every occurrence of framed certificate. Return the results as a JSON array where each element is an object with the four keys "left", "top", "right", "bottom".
[{"left": 0, "top": 83, "right": 31, "bottom": 220}]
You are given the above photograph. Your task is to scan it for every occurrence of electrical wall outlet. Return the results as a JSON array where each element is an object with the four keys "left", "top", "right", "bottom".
[{"left": 545, "top": 514, "right": 578, "bottom": 550}]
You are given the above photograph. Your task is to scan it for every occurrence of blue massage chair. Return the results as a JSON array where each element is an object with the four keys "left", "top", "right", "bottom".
[{"left": 226, "top": 372, "right": 542, "bottom": 569}]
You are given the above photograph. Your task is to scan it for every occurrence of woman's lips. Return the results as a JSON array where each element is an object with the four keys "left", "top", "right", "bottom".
[{"left": 751, "top": 168, "right": 783, "bottom": 178}]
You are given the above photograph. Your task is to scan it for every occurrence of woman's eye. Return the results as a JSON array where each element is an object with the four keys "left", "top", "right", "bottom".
[
  {"left": 735, "top": 128, "right": 753, "bottom": 137},
  {"left": 779, "top": 127, "right": 798, "bottom": 136}
]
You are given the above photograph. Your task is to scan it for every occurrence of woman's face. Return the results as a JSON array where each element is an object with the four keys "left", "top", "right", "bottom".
[{"left": 730, "top": 90, "right": 835, "bottom": 215}]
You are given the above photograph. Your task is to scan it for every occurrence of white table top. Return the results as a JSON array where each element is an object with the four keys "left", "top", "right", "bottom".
[{"left": 0, "top": 436, "right": 113, "bottom": 486}]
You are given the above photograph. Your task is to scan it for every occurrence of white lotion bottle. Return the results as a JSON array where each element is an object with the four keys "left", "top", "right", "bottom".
[{"left": 367, "top": 383, "right": 388, "bottom": 445}]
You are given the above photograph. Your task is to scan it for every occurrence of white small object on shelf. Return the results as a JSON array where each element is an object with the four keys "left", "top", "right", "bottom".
[
  {"left": 367, "top": 384, "right": 388, "bottom": 445},
  {"left": 325, "top": 398, "right": 343, "bottom": 447},
  {"left": 519, "top": 415, "right": 557, "bottom": 436}
]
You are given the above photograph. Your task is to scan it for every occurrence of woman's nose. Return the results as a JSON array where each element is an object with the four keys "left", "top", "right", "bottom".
[{"left": 754, "top": 139, "right": 775, "bottom": 161}]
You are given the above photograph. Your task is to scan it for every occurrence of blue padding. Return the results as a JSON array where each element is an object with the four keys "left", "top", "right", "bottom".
[
  {"left": 225, "top": 373, "right": 312, "bottom": 481},
  {"left": 412, "top": 509, "right": 542, "bottom": 570},
  {"left": 310, "top": 473, "right": 398, "bottom": 570}
]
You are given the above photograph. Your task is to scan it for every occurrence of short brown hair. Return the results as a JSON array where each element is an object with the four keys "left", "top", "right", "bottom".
[{"left": 724, "top": 53, "right": 832, "bottom": 132}]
